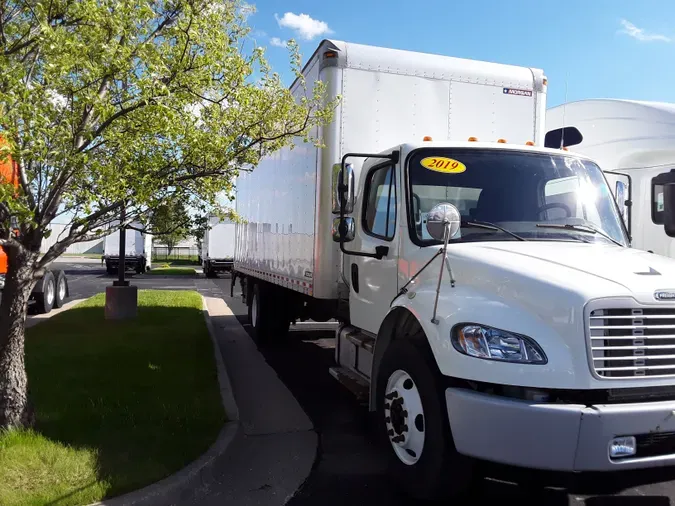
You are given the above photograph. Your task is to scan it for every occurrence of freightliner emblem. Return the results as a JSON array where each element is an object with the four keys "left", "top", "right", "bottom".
[{"left": 655, "top": 291, "right": 675, "bottom": 301}]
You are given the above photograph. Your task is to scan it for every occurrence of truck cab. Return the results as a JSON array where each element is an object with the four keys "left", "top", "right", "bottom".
[{"left": 332, "top": 139, "right": 675, "bottom": 498}]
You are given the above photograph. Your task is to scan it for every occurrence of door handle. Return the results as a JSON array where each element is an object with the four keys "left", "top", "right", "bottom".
[{"left": 351, "top": 263, "right": 359, "bottom": 293}]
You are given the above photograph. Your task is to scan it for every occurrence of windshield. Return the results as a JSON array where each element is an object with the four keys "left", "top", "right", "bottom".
[{"left": 407, "top": 149, "right": 628, "bottom": 246}]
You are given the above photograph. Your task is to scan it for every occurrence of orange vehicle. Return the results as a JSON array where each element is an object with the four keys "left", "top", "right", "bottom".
[{"left": 0, "top": 146, "right": 68, "bottom": 313}]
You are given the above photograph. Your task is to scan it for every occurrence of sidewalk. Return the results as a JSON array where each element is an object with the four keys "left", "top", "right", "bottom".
[{"left": 173, "top": 291, "right": 317, "bottom": 506}]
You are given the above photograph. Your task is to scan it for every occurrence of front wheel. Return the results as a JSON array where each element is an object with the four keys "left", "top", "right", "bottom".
[{"left": 376, "top": 338, "right": 473, "bottom": 501}]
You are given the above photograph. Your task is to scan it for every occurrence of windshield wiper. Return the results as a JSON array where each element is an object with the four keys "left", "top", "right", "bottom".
[
  {"left": 535, "top": 223, "right": 623, "bottom": 247},
  {"left": 461, "top": 220, "right": 526, "bottom": 241}
]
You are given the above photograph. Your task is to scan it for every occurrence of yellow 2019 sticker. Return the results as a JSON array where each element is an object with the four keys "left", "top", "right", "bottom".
[{"left": 420, "top": 157, "right": 466, "bottom": 174}]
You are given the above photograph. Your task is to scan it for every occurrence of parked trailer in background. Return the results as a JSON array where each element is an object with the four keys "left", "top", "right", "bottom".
[
  {"left": 547, "top": 99, "right": 675, "bottom": 257},
  {"left": 202, "top": 216, "right": 235, "bottom": 278},
  {"left": 103, "top": 222, "right": 152, "bottom": 274},
  {"left": 234, "top": 40, "right": 675, "bottom": 500}
]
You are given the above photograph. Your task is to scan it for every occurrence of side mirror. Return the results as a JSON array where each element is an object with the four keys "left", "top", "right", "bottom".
[
  {"left": 653, "top": 170, "right": 675, "bottom": 237},
  {"left": 544, "top": 126, "right": 583, "bottom": 149},
  {"left": 665, "top": 184, "right": 675, "bottom": 238},
  {"left": 332, "top": 217, "right": 355, "bottom": 242},
  {"left": 426, "top": 203, "right": 461, "bottom": 241},
  {"left": 332, "top": 162, "right": 355, "bottom": 214}
]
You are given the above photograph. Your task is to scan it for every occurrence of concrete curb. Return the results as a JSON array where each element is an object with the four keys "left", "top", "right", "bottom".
[{"left": 87, "top": 296, "right": 241, "bottom": 506}]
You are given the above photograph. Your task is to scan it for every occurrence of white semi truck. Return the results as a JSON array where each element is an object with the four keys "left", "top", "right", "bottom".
[
  {"left": 202, "top": 216, "right": 235, "bottom": 278},
  {"left": 103, "top": 222, "right": 152, "bottom": 275},
  {"left": 233, "top": 40, "right": 675, "bottom": 499},
  {"left": 547, "top": 99, "right": 675, "bottom": 258}
]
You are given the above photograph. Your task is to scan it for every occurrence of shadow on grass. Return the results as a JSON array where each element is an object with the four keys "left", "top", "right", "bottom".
[{"left": 24, "top": 293, "right": 225, "bottom": 502}]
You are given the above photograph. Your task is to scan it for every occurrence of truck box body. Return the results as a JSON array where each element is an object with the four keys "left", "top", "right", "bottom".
[
  {"left": 546, "top": 99, "right": 675, "bottom": 257},
  {"left": 203, "top": 216, "right": 235, "bottom": 275},
  {"left": 235, "top": 39, "right": 547, "bottom": 299},
  {"left": 103, "top": 221, "right": 151, "bottom": 272},
  {"left": 104, "top": 225, "right": 146, "bottom": 257}
]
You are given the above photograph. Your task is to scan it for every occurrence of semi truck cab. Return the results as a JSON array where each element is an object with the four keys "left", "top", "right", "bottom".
[{"left": 331, "top": 139, "right": 675, "bottom": 497}]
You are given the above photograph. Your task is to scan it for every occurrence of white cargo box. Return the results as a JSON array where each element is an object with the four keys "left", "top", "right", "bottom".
[
  {"left": 235, "top": 39, "right": 546, "bottom": 299},
  {"left": 203, "top": 216, "right": 235, "bottom": 260},
  {"left": 104, "top": 221, "right": 147, "bottom": 257}
]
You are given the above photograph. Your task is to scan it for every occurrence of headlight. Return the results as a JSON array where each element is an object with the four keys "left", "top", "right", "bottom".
[{"left": 452, "top": 324, "right": 547, "bottom": 364}]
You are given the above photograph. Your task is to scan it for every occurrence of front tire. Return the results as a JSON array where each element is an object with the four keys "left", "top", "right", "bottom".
[{"left": 376, "top": 338, "right": 473, "bottom": 501}]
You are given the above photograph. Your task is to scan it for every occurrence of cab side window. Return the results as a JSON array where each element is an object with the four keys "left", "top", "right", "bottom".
[{"left": 363, "top": 165, "right": 396, "bottom": 240}]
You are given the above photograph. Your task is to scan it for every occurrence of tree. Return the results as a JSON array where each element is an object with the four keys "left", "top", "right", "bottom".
[
  {"left": 0, "top": 0, "right": 336, "bottom": 429},
  {"left": 150, "top": 200, "right": 190, "bottom": 256}
]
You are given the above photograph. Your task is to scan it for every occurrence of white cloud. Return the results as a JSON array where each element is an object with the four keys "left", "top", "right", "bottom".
[
  {"left": 270, "top": 37, "right": 288, "bottom": 48},
  {"left": 275, "top": 12, "right": 332, "bottom": 41},
  {"left": 620, "top": 19, "right": 671, "bottom": 42}
]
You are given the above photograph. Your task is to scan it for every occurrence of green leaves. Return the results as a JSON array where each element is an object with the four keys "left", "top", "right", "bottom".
[{"left": 0, "top": 0, "right": 336, "bottom": 258}]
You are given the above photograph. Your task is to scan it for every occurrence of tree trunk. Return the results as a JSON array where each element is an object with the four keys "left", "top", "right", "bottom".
[{"left": 0, "top": 248, "right": 38, "bottom": 429}]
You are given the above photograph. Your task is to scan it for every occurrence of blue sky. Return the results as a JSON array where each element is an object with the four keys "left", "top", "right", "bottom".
[{"left": 246, "top": 0, "right": 675, "bottom": 107}]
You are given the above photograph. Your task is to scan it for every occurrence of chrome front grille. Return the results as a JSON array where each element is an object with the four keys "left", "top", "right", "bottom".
[{"left": 589, "top": 307, "right": 675, "bottom": 378}]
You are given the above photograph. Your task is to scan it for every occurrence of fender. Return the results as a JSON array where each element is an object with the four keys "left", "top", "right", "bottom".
[{"left": 370, "top": 306, "right": 425, "bottom": 411}]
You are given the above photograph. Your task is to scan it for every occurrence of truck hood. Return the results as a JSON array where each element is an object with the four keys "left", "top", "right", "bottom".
[{"left": 458, "top": 242, "right": 675, "bottom": 304}]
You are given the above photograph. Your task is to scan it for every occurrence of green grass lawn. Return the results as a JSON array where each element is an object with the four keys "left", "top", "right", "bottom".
[
  {"left": 151, "top": 257, "right": 199, "bottom": 266},
  {"left": 0, "top": 290, "right": 225, "bottom": 506},
  {"left": 147, "top": 265, "right": 197, "bottom": 276}
]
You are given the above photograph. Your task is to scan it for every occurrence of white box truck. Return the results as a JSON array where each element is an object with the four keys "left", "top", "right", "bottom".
[
  {"left": 103, "top": 222, "right": 151, "bottom": 274},
  {"left": 547, "top": 99, "right": 675, "bottom": 258},
  {"left": 233, "top": 40, "right": 675, "bottom": 500},
  {"left": 202, "top": 216, "right": 235, "bottom": 278}
]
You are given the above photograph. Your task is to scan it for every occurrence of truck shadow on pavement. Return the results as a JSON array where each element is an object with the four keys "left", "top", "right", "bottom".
[{"left": 238, "top": 319, "right": 674, "bottom": 506}]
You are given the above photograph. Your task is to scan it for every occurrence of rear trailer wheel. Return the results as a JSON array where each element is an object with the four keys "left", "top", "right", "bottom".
[
  {"left": 205, "top": 263, "right": 217, "bottom": 278},
  {"left": 376, "top": 338, "right": 473, "bottom": 501},
  {"left": 249, "top": 282, "right": 289, "bottom": 342},
  {"left": 53, "top": 271, "right": 68, "bottom": 308},
  {"left": 34, "top": 272, "right": 56, "bottom": 314}
]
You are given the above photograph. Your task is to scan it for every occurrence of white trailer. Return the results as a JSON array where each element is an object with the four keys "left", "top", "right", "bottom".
[
  {"left": 103, "top": 222, "right": 151, "bottom": 274},
  {"left": 234, "top": 40, "right": 675, "bottom": 499},
  {"left": 547, "top": 99, "right": 675, "bottom": 257},
  {"left": 202, "top": 216, "right": 235, "bottom": 278}
]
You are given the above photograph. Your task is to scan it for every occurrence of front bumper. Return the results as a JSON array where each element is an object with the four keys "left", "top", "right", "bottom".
[
  {"left": 446, "top": 387, "right": 675, "bottom": 471},
  {"left": 208, "top": 259, "right": 234, "bottom": 270},
  {"left": 106, "top": 256, "right": 143, "bottom": 265}
]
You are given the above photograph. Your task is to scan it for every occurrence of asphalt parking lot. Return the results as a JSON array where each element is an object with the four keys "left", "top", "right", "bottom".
[{"left": 55, "top": 259, "right": 675, "bottom": 505}]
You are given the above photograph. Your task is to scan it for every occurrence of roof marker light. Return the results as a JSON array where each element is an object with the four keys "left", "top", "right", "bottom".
[
  {"left": 525, "top": 141, "right": 535, "bottom": 146},
  {"left": 468, "top": 137, "right": 478, "bottom": 142},
  {"left": 323, "top": 50, "right": 338, "bottom": 60},
  {"left": 497, "top": 139, "right": 507, "bottom": 143},
  {"left": 423, "top": 136, "right": 433, "bottom": 141}
]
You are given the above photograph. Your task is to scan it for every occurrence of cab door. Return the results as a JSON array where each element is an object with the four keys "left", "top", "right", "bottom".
[{"left": 348, "top": 161, "right": 400, "bottom": 334}]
